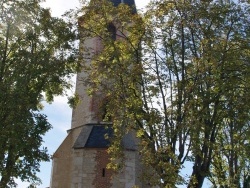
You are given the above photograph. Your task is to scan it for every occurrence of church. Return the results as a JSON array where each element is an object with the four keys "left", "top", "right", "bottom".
[{"left": 50, "top": 1, "right": 150, "bottom": 187}]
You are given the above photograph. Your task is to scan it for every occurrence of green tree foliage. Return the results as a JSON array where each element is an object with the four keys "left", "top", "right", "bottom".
[
  {"left": 0, "top": 0, "right": 78, "bottom": 187},
  {"left": 79, "top": 0, "right": 250, "bottom": 187}
]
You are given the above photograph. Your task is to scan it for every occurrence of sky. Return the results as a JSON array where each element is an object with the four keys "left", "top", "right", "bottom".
[{"left": 16, "top": 0, "right": 150, "bottom": 187}]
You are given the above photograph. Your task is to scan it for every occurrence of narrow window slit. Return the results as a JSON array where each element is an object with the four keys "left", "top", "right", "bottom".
[{"left": 102, "top": 168, "right": 106, "bottom": 177}]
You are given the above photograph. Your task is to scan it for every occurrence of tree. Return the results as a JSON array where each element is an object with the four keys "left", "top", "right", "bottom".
[
  {"left": 0, "top": 0, "right": 78, "bottom": 187},
  {"left": 79, "top": 0, "right": 250, "bottom": 187}
]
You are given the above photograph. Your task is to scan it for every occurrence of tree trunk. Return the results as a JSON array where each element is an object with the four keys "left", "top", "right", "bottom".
[
  {"left": 0, "top": 145, "right": 17, "bottom": 188},
  {"left": 188, "top": 170, "right": 205, "bottom": 188}
]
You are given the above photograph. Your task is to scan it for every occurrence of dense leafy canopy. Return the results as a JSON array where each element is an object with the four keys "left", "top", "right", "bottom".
[
  {"left": 0, "top": 0, "right": 78, "bottom": 187},
  {"left": 79, "top": 0, "right": 250, "bottom": 187}
]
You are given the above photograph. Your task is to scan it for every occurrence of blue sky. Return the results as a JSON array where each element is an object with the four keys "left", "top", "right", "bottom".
[{"left": 15, "top": 0, "right": 150, "bottom": 187}]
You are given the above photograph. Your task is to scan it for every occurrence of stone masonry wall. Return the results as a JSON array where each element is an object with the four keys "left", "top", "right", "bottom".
[
  {"left": 70, "top": 148, "right": 143, "bottom": 188},
  {"left": 93, "top": 150, "right": 112, "bottom": 188},
  {"left": 72, "top": 149, "right": 96, "bottom": 188},
  {"left": 111, "top": 151, "right": 136, "bottom": 188},
  {"left": 50, "top": 133, "right": 73, "bottom": 188}
]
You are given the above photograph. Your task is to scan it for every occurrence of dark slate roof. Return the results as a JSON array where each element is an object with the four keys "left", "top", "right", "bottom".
[
  {"left": 73, "top": 123, "right": 137, "bottom": 150},
  {"left": 121, "top": 132, "right": 137, "bottom": 150},
  {"left": 85, "top": 125, "right": 113, "bottom": 148},
  {"left": 73, "top": 125, "right": 93, "bottom": 149},
  {"left": 110, "top": 0, "right": 136, "bottom": 7},
  {"left": 109, "top": 0, "right": 136, "bottom": 13}
]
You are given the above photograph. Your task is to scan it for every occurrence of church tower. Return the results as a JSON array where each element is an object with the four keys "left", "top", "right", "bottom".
[{"left": 50, "top": 1, "right": 149, "bottom": 187}]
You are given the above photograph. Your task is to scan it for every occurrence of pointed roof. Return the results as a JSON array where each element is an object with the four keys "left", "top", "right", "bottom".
[
  {"left": 73, "top": 123, "right": 138, "bottom": 150},
  {"left": 110, "top": 0, "right": 136, "bottom": 13},
  {"left": 110, "top": 0, "right": 136, "bottom": 7}
]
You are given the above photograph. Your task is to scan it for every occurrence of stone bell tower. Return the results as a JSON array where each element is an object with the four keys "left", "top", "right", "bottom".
[{"left": 50, "top": 1, "right": 149, "bottom": 188}]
